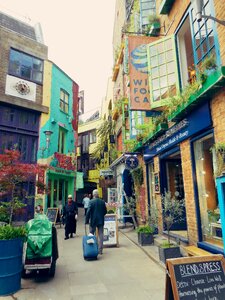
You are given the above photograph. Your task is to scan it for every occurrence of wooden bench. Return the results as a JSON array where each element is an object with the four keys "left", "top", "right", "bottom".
[{"left": 183, "top": 245, "right": 212, "bottom": 257}]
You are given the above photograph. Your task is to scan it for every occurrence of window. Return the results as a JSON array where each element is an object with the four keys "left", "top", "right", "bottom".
[
  {"left": 58, "top": 128, "right": 66, "bottom": 154},
  {"left": 8, "top": 49, "right": 43, "bottom": 84},
  {"left": 190, "top": 0, "right": 219, "bottom": 68},
  {"left": 60, "top": 89, "right": 69, "bottom": 114},
  {"left": 140, "top": 0, "right": 156, "bottom": 27},
  {"left": 193, "top": 134, "right": 222, "bottom": 247},
  {"left": 0, "top": 132, "right": 38, "bottom": 163},
  {"left": 177, "top": 16, "right": 195, "bottom": 87},
  {"left": 130, "top": 111, "right": 144, "bottom": 137},
  {"left": 82, "top": 134, "right": 89, "bottom": 153},
  {"left": 147, "top": 36, "right": 179, "bottom": 108},
  {"left": 89, "top": 130, "right": 96, "bottom": 144}
]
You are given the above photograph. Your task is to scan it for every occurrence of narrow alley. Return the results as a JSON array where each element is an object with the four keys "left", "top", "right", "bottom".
[{"left": 3, "top": 209, "right": 165, "bottom": 300}]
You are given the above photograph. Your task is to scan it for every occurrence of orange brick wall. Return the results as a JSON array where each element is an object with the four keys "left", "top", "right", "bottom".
[
  {"left": 153, "top": 156, "right": 164, "bottom": 232},
  {"left": 180, "top": 140, "right": 198, "bottom": 244},
  {"left": 214, "top": 0, "right": 225, "bottom": 64},
  {"left": 211, "top": 87, "right": 225, "bottom": 143}
]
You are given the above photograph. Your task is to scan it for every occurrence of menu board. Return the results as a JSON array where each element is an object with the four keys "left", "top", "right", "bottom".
[
  {"left": 46, "top": 208, "right": 58, "bottom": 224},
  {"left": 103, "top": 214, "right": 118, "bottom": 247},
  {"left": 166, "top": 255, "right": 225, "bottom": 300}
]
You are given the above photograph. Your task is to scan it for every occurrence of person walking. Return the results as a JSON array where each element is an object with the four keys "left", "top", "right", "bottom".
[
  {"left": 82, "top": 194, "right": 90, "bottom": 216},
  {"left": 63, "top": 194, "right": 78, "bottom": 240},
  {"left": 85, "top": 189, "right": 107, "bottom": 254}
]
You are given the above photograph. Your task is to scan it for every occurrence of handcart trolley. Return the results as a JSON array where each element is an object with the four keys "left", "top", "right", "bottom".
[{"left": 22, "top": 214, "right": 58, "bottom": 278}]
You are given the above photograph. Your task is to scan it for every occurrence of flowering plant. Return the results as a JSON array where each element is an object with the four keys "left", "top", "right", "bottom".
[{"left": 106, "top": 202, "right": 121, "bottom": 213}]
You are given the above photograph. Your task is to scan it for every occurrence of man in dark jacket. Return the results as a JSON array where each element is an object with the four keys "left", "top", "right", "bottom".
[
  {"left": 63, "top": 195, "right": 78, "bottom": 240},
  {"left": 85, "top": 189, "right": 107, "bottom": 254}
]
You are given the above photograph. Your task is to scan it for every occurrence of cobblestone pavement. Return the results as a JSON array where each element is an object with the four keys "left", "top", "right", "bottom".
[{"left": 1, "top": 210, "right": 166, "bottom": 300}]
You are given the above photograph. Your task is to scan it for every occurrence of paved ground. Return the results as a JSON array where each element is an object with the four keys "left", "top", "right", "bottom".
[{"left": 1, "top": 209, "right": 166, "bottom": 300}]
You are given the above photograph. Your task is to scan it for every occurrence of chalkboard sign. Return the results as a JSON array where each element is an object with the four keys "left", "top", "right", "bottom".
[
  {"left": 166, "top": 255, "right": 225, "bottom": 300},
  {"left": 46, "top": 208, "right": 58, "bottom": 224}
]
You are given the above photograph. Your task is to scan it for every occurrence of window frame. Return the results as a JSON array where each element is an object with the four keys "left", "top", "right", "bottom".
[
  {"left": 58, "top": 127, "right": 66, "bottom": 154},
  {"left": 147, "top": 35, "right": 180, "bottom": 109},
  {"left": 8, "top": 48, "right": 44, "bottom": 84},
  {"left": 60, "top": 89, "right": 69, "bottom": 114}
]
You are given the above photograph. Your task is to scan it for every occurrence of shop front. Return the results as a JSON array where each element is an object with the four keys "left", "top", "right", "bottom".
[{"left": 144, "top": 102, "right": 224, "bottom": 253}]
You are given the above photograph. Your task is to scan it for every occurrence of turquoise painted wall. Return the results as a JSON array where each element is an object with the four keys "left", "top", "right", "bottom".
[{"left": 38, "top": 63, "right": 75, "bottom": 159}]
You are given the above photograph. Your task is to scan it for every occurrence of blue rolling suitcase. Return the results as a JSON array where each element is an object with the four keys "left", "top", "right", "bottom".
[{"left": 82, "top": 225, "right": 98, "bottom": 260}]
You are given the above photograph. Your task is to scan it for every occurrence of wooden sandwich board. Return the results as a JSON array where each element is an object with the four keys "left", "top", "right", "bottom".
[{"left": 165, "top": 255, "right": 225, "bottom": 300}]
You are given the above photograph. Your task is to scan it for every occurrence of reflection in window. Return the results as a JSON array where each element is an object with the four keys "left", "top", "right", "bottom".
[
  {"left": 147, "top": 36, "right": 178, "bottom": 108},
  {"left": 193, "top": 134, "right": 223, "bottom": 247},
  {"left": 8, "top": 49, "right": 43, "bottom": 84}
]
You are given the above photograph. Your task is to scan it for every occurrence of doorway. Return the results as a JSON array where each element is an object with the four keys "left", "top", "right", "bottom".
[{"left": 161, "top": 150, "right": 187, "bottom": 234}]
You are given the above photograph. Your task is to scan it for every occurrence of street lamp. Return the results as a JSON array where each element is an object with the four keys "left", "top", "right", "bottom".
[
  {"left": 39, "top": 130, "right": 53, "bottom": 157},
  {"left": 191, "top": 0, "right": 225, "bottom": 26},
  {"left": 43, "top": 130, "right": 53, "bottom": 149}
]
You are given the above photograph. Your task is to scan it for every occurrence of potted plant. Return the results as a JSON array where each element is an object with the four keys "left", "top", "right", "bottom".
[
  {"left": 146, "top": 14, "right": 160, "bottom": 37},
  {"left": 0, "top": 150, "right": 41, "bottom": 296},
  {"left": 158, "top": 191, "right": 185, "bottom": 264},
  {"left": 136, "top": 225, "right": 154, "bottom": 246}
]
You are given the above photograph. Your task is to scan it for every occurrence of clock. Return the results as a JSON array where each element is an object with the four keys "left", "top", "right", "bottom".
[
  {"left": 15, "top": 81, "right": 30, "bottom": 95},
  {"left": 125, "top": 155, "right": 139, "bottom": 169}
]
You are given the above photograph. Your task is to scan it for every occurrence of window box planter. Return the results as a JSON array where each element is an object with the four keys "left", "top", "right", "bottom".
[
  {"left": 138, "top": 232, "right": 154, "bottom": 246},
  {"left": 168, "top": 67, "right": 225, "bottom": 122},
  {"left": 158, "top": 245, "right": 181, "bottom": 264},
  {"left": 148, "top": 22, "right": 161, "bottom": 37}
]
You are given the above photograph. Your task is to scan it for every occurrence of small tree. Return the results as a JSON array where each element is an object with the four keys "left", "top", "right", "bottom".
[
  {"left": 0, "top": 150, "right": 42, "bottom": 224},
  {"left": 161, "top": 191, "right": 185, "bottom": 247}
]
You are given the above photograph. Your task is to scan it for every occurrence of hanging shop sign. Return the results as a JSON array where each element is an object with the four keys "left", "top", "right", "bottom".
[
  {"left": 144, "top": 102, "right": 212, "bottom": 159},
  {"left": 100, "top": 169, "right": 114, "bottom": 177},
  {"left": 128, "top": 35, "right": 158, "bottom": 111},
  {"left": 125, "top": 155, "right": 139, "bottom": 169}
]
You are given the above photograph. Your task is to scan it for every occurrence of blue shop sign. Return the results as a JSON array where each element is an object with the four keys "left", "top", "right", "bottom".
[{"left": 144, "top": 103, "right": 211, "bottom": 160}]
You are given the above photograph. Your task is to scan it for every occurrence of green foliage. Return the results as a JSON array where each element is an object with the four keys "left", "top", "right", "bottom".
[
  {"left": 131, "top": 166, "right": 143, "bottom": 187},
  {"left": 161, "top": 191, "right": 185, "bottom": 246},
  {"left": 123, "top": 195, "right": 138, "bottom": 228},
  {"left": 160, "top": 241, "right": 177, "bottom": 248},
  {"left": 136, "top": 225, "right": 154, "bottom": 234},
  {"left": 0, "top": 224, "right": 27, "bottom": 240},
  {"left": 166, "top": 79, "right": 201, "bottom": 116},
  {"left": 0, "top": 198, "right": 26, "bottom": 223},
  {"left": 200, "top": 53, "right": 217, "bottom": 72}
]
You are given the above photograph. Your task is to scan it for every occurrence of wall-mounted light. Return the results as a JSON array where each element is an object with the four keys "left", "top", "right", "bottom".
[
  {"left": 44, "top": 130, "right": 53, "bottom": 149},
  {"left": 191, "top": 0, "right": 225, "bottom": 26},
  {"left": 39, "top": 130, "right": 53, "bottom": 158}
]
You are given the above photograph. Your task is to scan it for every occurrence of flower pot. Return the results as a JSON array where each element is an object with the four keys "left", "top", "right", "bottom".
[
  {"left": 0, "top": 238, "right": 24, "bottom": 296},
  {"left": 138, "top": 232, "right": 154, "bottom": 246},
  {"left": 158, "top": 245, "right": 181, "bottom": 264}
]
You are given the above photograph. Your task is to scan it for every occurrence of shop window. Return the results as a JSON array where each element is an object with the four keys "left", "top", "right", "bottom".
[
  {"left": 147, "top": 35, "right": 179, "bottom": 108},
  {"left": 148, "top": 162, "right": 155, "bottom": 206},
  {"left": 60, "top": 89, "right": 69, "bottom": 114},
  {"left": 193, "top": 134, "right": 222, "bottom": 247},
  {"left": 8, "top": 48, "right": 43, "bottom": 84}
]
